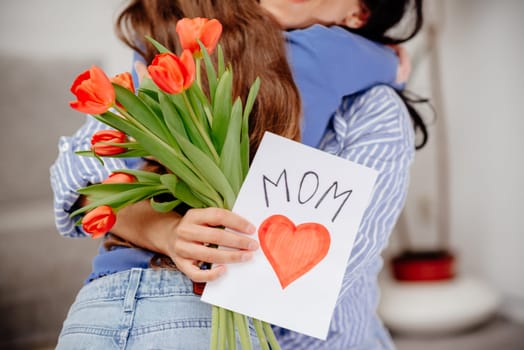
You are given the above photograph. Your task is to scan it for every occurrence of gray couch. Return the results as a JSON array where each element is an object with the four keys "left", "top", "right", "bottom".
[{"left": 0, "top": 55, "right": 101, "bottom": 349}]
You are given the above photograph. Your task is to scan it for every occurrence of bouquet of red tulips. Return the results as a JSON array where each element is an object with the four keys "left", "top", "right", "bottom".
[{"left": 68, "top": 17, "right": 279, "bottom": 350}]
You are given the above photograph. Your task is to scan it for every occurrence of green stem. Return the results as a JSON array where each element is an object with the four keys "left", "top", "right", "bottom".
[
  {"left": 211, "top": 306, "right": 219, "bottom": 350},
  {"left": 253, "top": 319, "right": 270, "bottom": 350},
  {"left": 262, "top": 321, "right": 281, "bottom": 350},
  {"left": 196, "top": 57, "right": 202, "bottom": 88},
  {"left": 226, "top": 310, "right": 236, "bottom": 350},
  {"left": 181, "top": 91, "right": 220, "bottom": 163},
  {"left": 233, "top": 313, "right": 253, "bottom": 350},
  {"left": 218, "top": 307, "right": 227, "bottom": 350}
]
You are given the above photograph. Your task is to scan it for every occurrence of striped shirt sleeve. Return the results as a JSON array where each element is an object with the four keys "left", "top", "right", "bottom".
[
  {"left": 275, "top": 85, "right": 414, "bottom": 349},
  {"left": 49, "top": 115, "right": 137, "bottom": 237}
]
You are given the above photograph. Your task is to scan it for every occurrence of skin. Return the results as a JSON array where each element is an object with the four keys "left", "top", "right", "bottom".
[
  {"left": 259, "top": 0, "right": 368, "bottom": 29},
  {"left": 110, "top": 0, "right": 410, "bottom": 282}
]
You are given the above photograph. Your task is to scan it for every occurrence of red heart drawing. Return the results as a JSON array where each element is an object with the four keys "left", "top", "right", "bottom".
[{"left": 258, "top": 214, "right": 331, "bottom": 289}]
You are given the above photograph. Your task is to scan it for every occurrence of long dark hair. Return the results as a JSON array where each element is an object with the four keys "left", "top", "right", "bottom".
[{"left": 351, "top": 0, "right": 429, "bottom": 149}]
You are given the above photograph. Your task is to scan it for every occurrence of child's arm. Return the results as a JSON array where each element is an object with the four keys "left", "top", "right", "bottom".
[{"left": 285, "top": 24, "right": 402, "bottom": 147}]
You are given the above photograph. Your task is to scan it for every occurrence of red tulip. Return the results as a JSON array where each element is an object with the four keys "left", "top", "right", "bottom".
[
  {"left": 176, "top": 17, "right": 222, "bottom": 55},
  {"left": 102, "top": 172, "right": 136, "bottom": 184},
  {"left": 111, "top": 72, "right": 135, "bottom": 93},
  {"left": 91, "top": 130, "right": 128, "bottom": 156},
  {"left": 148, "top": 50, "right": 195, "bottom": 94},
  {"left": 82, "top": 205, "right": 116, "bottom": 238},
  {"left": 70, "top": 65, "right": 115, "bottom": 114}
]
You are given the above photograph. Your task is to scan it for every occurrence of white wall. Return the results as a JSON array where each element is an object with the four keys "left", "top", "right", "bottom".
[
  {"left": 400, "top": 0, "right": 524, "bottom": 322},
  {"left": 1, "top": 0, "right": 522, "bottom": 323},
  {"left": 0, "top": 0, "right": 131, "bottom": 76}
]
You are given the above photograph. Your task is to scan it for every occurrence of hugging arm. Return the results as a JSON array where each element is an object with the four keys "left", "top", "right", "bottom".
[{"left": 273, "top": 85, "right": 415, "bottom": 348}]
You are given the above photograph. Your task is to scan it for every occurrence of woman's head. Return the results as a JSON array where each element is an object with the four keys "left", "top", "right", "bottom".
[
  {"left": 258, "top": 0, "right": 367, "bottom": 29},
  {"left": 352, "top": 0, "right": 424, "bottom": 44},
  {"left": 258, "top": 0, "right": 423, "bottom": 44}
]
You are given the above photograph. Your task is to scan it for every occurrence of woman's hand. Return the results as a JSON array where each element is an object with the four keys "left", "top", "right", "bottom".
[
  {"left": 389, "top": 44, "right": 412, "bottom": 84},
  {"left": 162, "top": 208, "right": 259, "bottom": 282}
]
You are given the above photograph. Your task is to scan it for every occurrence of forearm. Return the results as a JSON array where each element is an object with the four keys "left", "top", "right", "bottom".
[{"left": 110, "top": 200, "right": 181, "bottom": 256}]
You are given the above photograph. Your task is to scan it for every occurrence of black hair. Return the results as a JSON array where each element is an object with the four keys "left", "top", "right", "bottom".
[{"left": 350, "top": 0, "right": 429, "bottom": 149}]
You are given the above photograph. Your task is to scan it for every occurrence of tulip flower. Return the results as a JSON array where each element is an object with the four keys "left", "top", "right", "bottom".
[
  {"left": 147, "top": 50, "right": 195, "bottom": 94},
  {"left": 91, "top": 130, "right": 128, "bottom": 156},
  {"left": 102, "top": 172, "right": 136, "bottom": 184},
  {"left": 82, "top": 205, "right": 116, "bottom": 238},
  {"left": 111, "top": 72, "right": 135, "bottom": 93},
  {"left": 176, "top": 17, "right": 222, "bottom": 55},
  {"left": 70, "top": 65, "right": 115, "bottom": 114}
]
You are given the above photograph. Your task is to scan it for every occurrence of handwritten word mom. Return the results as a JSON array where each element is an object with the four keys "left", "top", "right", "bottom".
[{"left": 262, "top": 169, "right": 352, "bottom": 223}]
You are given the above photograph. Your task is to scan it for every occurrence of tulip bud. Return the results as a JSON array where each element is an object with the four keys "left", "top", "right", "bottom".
[
  {"left": 91, "top": 130, "right": 128, "bottom": 156},
  {"left": 111, "top": 72, "right": 135, "bottom": 93},
  {"left": 82, "top": 205, "right": 116, "bottom": 238},
  {"left": 102, "top": 172, "right": 136, "bottom": 184}
]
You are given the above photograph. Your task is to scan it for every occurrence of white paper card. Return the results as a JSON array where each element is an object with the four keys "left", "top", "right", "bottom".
[{"left": 202, "top": 132, "right": 378, "bottom": 340}]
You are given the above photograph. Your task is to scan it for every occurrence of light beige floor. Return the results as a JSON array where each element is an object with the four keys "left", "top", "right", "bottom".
[{"left": 394, "top": 316, "right": 524, "bottom": 350}]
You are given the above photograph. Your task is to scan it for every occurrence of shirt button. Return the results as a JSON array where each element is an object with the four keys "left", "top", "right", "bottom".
[{"left": 60, "top": 141, "right": 70, "bottom": 152}]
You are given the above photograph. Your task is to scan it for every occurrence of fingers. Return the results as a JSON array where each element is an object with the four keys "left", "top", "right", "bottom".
[
  {"left": 175, "top": 239, "right": 254, "bottom": 265},
  {"left": 176, "top": 259, "right": 226, "bottom": 283},
  {"left": 178, "top": 224, "right": 259, "bottom": 251},
  {"left": 163, "top": 207, "right": 260, "bottom": 282},
  {"left": 185, "top": 207, "right": 257, "bottom": 235},
  {"left": 389, "top": 44, "right": 412, "bottom": 84}
]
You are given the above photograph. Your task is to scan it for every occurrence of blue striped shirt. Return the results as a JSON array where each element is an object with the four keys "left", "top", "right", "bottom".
[
  {"left": 273, "top": 86, "right": 414, "bottom": 349},
  {"left": 50, "top": 85, "right": 413, "bottom": 349}
]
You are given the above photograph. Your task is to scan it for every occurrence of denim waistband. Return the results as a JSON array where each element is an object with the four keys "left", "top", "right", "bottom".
[{"left": 75, "top": 268, "right": 195, "bottom": 304}]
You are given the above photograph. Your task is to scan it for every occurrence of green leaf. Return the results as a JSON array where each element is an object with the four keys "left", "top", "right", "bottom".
[
  {"left": 158, "top": 92, "right": 187, "bottom": 149},
  {"left": 243, "top": 77, "right": 261, "bottom": 123},
  {"left": 71, "top": 185, "right": 165, "bottom": 217},
  {"left": 159, "top": 173, "right": 178, "bottom": 195},
  {"left": 75, "top": 150, "right": 104, "bottom": 165},
  {"left": 160, "top": 174, "right": 207, "bottom": 208},
  {"left": 188, "top": 83, "right": 212, "bottom": 128},
  {"left": 217, "top": 45, "right": 225, "bottom": 77},
  {"left": 241, "top": 77, "right": 260, "bottom": 177},
  {"left": 138, "top": 90, "right": 163, "bottom": 120},
  {"left": 169, "top": 93, "right": 210, "bottom": 155},
  {"left": 145, "top": 36, "right": 172, "bottom": 54},
  {"left": 150, "top": 197, "right": 181, "bottom": 213},
  {"left": 77, "top": 183, "right": 155, "bottom": 197},
  {"left": 212, "top": 70, "right": 233, "bottom": 154},
  {"left": 220, "top": 98, "right": 243, "bottom": 194},
  {"left": 115, "top": 169, "right": 162, "bottom": 183},
  {"left": 113, "top": 84, "right": 171, "bottom": 141},
  {"left": 199, "top": 40, "right": 218, "bottom": 98},
  {"left": 173, "top": 129, "right": 235, "bottom": 209},
  {"left": 138, "top": 78, "right": 160, "bottom": 97}
]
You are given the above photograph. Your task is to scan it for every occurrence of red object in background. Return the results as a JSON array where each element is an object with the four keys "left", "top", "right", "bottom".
[{"left": 392, "top": 250, "right": 456, "bottom": 281}]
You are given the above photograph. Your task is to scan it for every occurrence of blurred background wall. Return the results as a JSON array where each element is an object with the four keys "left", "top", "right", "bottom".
[{"left": 0, "top": 0, "right": 522, "bottom": 348}]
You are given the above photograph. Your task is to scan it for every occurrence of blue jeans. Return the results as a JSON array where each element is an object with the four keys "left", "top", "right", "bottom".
[{"left": 56, "top": 268, "right": 261, "bottom": 350}]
